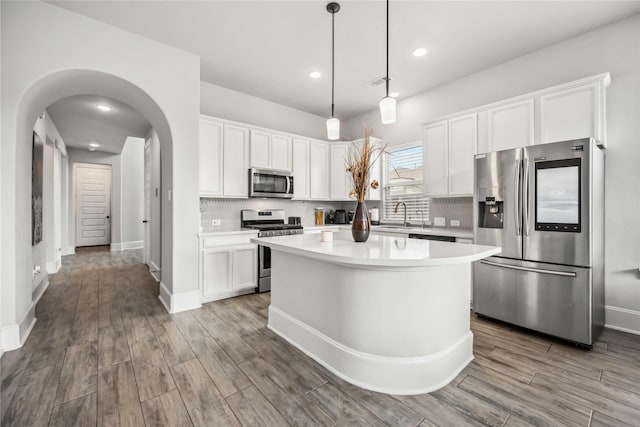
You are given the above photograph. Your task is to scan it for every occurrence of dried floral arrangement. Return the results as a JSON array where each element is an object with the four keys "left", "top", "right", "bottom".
[{"left": 345, "top": 128, "right": 386, "bottom": 202}]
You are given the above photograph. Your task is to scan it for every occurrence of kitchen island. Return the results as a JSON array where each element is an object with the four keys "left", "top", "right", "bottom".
[{"left": 252, "top": 230, "right": 500, "bottom": 395}]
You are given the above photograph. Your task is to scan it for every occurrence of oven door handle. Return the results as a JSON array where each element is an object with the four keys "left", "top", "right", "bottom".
[{"left": 480, "top": 260, "right": 577, "bottom": 277}]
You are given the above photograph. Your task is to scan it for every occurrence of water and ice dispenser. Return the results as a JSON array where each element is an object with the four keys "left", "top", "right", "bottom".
[{"left": 478, "top": 196, "right": 504, "bottom": 229}]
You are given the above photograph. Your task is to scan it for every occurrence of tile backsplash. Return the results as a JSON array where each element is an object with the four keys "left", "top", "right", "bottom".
[
  {"left": 199, "top": 197, "right": 471, "bottom": 231},
  {"left": 200, "top": 198, "right": 353, "bottom": 231},
  {"left": 428, "top": 197, "right": 473, "bottom": 229}
]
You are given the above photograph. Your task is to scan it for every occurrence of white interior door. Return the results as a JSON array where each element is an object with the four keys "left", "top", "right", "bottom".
[
  {"left": 75, "top": 163, "right": 112, "bottom": 247},
  {"left": 144, "top": 143, "right": 152, "bottom": 265}
]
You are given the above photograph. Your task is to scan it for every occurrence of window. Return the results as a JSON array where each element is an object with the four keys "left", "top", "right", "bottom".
[{"left": 383, "top": 142, "right": 429, "bottom": 222}]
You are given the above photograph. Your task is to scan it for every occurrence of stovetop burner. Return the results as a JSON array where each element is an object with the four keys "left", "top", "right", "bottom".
[{"left": 241, "top": 209, "right": 304, "bottom": 237}]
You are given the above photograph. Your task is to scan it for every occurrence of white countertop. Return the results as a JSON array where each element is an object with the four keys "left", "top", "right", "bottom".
[
  {"left": 253, "top": 230, "right": 499, "bottom": 268},
  {"left": 304, "top": 224, "right": 473, "bottom": 239}
]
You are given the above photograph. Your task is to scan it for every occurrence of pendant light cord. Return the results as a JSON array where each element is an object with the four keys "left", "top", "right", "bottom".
[
  {"left": 331, "top": 9, "right": 335, "bottom": 118},
  {"left": 385, "top": 0, "right": 390, "bottom": 98}
]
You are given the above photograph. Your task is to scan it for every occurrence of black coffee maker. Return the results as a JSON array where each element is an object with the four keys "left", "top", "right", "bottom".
[{"left": 335, "top": 210, "right": 347, "bottom": 224}]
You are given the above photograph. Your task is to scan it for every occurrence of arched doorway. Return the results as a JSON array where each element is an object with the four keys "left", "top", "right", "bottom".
[{"left": 8, "top": 69, "right": 176, "bottom": 348}]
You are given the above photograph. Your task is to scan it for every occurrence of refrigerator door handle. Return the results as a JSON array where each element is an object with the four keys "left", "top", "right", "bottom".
[
  {"left": 480, "top": 260, "right": 577, "bottom": 277},
  {"left": 522, "top": 158, "right": 531, "bottom": 236},
  {"left": 514, "top": 159, "right": 522, "bottom": 236}
]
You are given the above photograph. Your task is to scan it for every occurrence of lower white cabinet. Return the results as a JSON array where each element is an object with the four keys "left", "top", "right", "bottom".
[{"left": 200, "top": 233, "right": 258, "bottom": 303}]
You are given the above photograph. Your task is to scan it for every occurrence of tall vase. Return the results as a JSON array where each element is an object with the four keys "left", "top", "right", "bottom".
[{"left": 352, "top": 201, "right": 370, "bottom": 242}]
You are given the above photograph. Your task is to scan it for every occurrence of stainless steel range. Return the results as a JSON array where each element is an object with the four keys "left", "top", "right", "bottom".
[{"left": 241, "top": 209, "right": 303, "bottom": 292}]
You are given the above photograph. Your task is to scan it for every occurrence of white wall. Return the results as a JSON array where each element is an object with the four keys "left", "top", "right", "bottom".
[
  {"left": 1, "top": 0, "right": 201, "bottom": 351},
  {"left": 344, "top": 13, "right": 640, "bottom": 332},
  {"left": 120, "top": 137, "right": 145, "bottom": 249},
  {"left": 201, "top": 81, "right": 327, "bottom": 140}
]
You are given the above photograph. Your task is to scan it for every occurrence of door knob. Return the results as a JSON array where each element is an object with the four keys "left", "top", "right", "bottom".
[{"left": 142, "top": 220, "right": 148, "bottom": 223}]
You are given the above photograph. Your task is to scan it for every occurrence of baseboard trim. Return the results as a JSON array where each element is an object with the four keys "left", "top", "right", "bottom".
[
  {"left": 32, "top": 278, "right": 50, "bottom": 305},
  {"left": 62, "top": 246, "right": 76, "bottom": 256},
  {"left": 110, "top": 240, "right": 144, "bottom": 252},
  {"left": 150, "top": 270, "right": 161, "bottom": 282},
  {"left": 149, "top": 261, "right": 160, "bottom": 272},
  {"left": 158, "top": 282, "right": 201, "bottom": 314},
  {"left": 46, "top": 260, "right": 60, "bottom": 274},
  {"left": 605, "top": 305, "right": 640, "bottom": 335},
  {"left": 1, "top": 304, "right": 37, "bottom": 353}
]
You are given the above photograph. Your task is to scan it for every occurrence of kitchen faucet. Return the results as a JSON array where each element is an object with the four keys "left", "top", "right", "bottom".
[
  {"left": 394, "top": 202, "right": 407, "bottom": 227},
  {"left": 416, "top": 210, "right": 425, "bottom": 228}
]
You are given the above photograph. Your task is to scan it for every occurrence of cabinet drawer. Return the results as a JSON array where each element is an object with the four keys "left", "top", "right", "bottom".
[{"left": 202, "top": 234, "right": 256, "bottom": 248}]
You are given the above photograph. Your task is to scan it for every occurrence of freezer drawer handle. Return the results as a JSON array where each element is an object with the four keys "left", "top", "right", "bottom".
[{"left": 480, "top": 260, "right": 577, "bottom": 277}]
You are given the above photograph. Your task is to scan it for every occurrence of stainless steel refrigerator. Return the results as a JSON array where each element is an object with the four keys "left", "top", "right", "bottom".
[{"left": 473, "top": 138, "right": 604, "bottom": 346}]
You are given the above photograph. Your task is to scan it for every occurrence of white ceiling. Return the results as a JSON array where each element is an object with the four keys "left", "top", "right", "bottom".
[
  {"left": 48, "top": 0, "right": 640, "bottom": 122},
  {"left": 47, "top": 95, "right": 151, "bottom": 153}
]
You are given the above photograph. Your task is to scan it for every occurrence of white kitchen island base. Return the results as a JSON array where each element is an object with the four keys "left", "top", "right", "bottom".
[{"left": 255, "top": 232, "right": 500, "bottom": 395}]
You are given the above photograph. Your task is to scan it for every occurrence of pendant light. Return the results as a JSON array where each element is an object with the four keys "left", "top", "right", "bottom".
[
  {"left": 379, "top": 0, "right": 396, "bottom": 124},
  {"left": 326, "top": 2, "right": 340, "bottom": 140}
]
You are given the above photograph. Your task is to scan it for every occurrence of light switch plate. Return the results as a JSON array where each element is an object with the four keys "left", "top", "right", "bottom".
[
  {"left": 434, "top": 217, "right": 446, "bottom": 226},
  {"left": 450, "top": 220, "right": 460, "bottom": 227}
]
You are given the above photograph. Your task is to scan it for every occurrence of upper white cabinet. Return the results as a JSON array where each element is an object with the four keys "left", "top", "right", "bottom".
[
  {"left": 199, "top": 117, "right": 224, "bottom": 197},
  {"left": 222, "top": 124, "right": 250, "bottom": 197},
  {"left": 487, "top": 99, "right": 535, "bottom": 152},
  {"left": 423, "top": 121, "right": 449, "bottom": 196},
  {"left": 539, "top": 77, "right": 608, "bottom": 147},
  {"left": 448, "top": 114, "right": 477, "bottom": 195},
  {"left": 199, "top": 116, "right": 249, "bottom": 198},
  {"left": 250, "top": 130, "right": 271, "bottom": 169},
  {"left": 250, "top": 130, "right": 292, "bottom": 171},
  {"left": 292, "top": 138, "right": 310, "bottom": 199},
  {"left": 310, "top": 141, "right": 330, "bottom": 200},
  {"left": 272, "top": 134, "right": 293, "bottom": 171},
  {"left": 423, "top": 113, "right": 477, "bottom": 197},
  {"left": 330, "top": 143, "right": 351, "bottom": 201}
]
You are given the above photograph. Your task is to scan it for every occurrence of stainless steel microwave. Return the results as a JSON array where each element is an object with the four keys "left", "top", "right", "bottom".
[{"left": 249, "top": 168, "right": 294, "bottom": 198}]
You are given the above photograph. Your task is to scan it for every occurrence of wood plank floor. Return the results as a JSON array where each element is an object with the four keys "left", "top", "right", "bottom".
[{"left": 2, "top": 248, "right": 640, "bottom": 426}]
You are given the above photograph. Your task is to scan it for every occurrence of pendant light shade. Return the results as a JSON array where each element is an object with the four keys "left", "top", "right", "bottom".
[
  {"left": 379, "top": 96, "right": 396, "bottom": 125},
  {"left": 379, "top": 0, "right": 396, "bottom": 124},
  {"left": 326, "top": 117, "right": 340, "bottom": 140},
  {"left": 326, "top": 2, "right": 340, "bottom": 140}
]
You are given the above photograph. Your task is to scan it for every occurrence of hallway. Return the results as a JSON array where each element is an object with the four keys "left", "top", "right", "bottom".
[{"left": 2, "top": 249, "right": 640, "bottom": 426}]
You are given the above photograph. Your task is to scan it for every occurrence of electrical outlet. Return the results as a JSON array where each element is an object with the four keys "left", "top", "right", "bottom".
[
  {"left": 211, "top": 219, "right": 221, "bottom": 226},
  {"left": 434, "top": 217, "right": 446, "bottom": 227},
  {"left": 450, "top": 220, "right": 460, "bottom": 227}
]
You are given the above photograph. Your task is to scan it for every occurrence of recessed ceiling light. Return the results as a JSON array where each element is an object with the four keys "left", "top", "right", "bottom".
[
  {"left": 88, "top": 148, "right": 96, "bottom": 152},
  {"left": 96, "top": 104, "right": 112, "bottom": 112},
  {"left": 412, "top": 48, "right": 428, "bottom": 57},
  {"left": 89, "top": 143, "right": 100, "bottom": 148},
  {"left": 309, "top": 71, "right": 322, "bottom": 79},
  {"left": 389, "top": 92, "right": 399, "bottom": 98}
]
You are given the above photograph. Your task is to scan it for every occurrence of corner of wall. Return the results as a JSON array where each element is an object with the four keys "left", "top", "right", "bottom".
[{"left": 158, "top": 282, "right": 200, "bottom": 314}]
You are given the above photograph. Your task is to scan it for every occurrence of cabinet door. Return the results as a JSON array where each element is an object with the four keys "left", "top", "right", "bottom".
[
  {"left": 250, "top": 130, "right": 271, "bottom": 169},
  {"left": 310, "top": 141, "right": 330, "bottom": 200},
  {"left": 292, "top": 138, "right": 310, "bottom": 199},
  {"left": 233, "top": 244, "right": 257, "bottom": 290},
  {"left": 367, "top": 152, "right": 382, "bottom": 201},
  {"left": 330, "top": 143, "right": 351, "bottom": 200},
  {"left": 448, "top": 113, "right": 477, "bottom": 195},
  {"left": 223, "top": 124, "right": 249, "bottom": 197},
  {"left": 487, "top": 99, "right": 534, "bottom": 152},
  {"left": 423, "top": 121, "right": 449, "bottom": 196},
  {"left": 271, "top": 134, "right": 292, "bottom": 171},
  {"left": 199, "top": 117, "right": 223, "bottom": 196},
  {"left": 202, "top": 248, "right": 232, "bottom": 297},
  {"left": 539, "top": 83, "right": 602, "bottom": 145}
]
